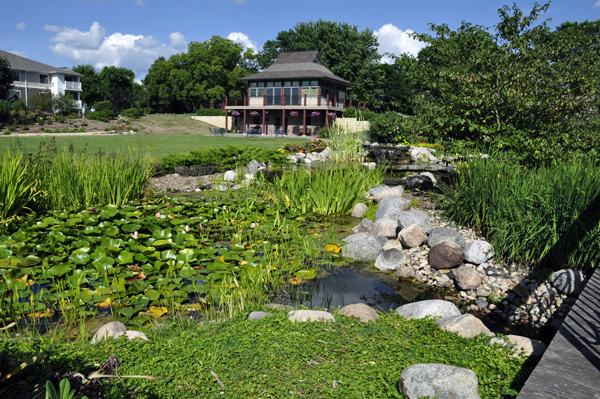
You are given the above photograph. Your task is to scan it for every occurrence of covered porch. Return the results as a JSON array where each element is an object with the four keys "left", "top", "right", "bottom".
[{"left": 226, "top": 108, "right": 340, "bottom": 136}]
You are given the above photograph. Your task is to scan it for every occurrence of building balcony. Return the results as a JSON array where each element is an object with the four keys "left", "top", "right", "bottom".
[
  {"left": 225, "top": 95, "right": 347, "bottom": 110},
  {"left": 65, "top": 81, "right": 82, "bottom": 90},
  {"left": 74, "top": 100, "right": 82, "bottom": 109}
]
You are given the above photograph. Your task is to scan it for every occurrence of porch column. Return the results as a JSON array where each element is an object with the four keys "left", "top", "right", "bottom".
[
  {"left": 262, "top": 111, "right": 266, "bottom": 135},
  {"left": 244, "top": 95, "right": 247, "bottom": 106},
  {"left": 349, "top": 98, "right": 353, "bottom": 107},
  {"left": 304, "top": 94, "right": 307, "bottom": 106},
  {"left": 243, "top": 109, "right": 247, "bottom": 135},
  {"left": 326, "top": 93, "right": 330, "bottom": 107},
  {"left": 282, "top": 109, "right": 286, "bottom": 135},
  {"left": 357, "top": 100, "right": 361, "bottom": 111},
  {"left": 225, "top": 96, "right": 228, "bottom": 132},
  {"left": 318, "top": 84, "right": 321, "bottom": 106},
  {"left": 303, "top": 109, "right": 306, "bottom": 137},
  {"left": 210, "top": 102, "right": 214, "bottom": 109},
  {"left": 325, "top": 109, "right": 329, "bottom": 127}
]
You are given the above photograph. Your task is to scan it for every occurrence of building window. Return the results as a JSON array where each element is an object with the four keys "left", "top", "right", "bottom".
[
  {"left": 11, "top": 71, "right": 19, "bottom": 81},
  {"left": 249, "top": 82, "right": 264, "bottom": 97},
  {"left": 302, "top": 80, "right": 319, "bottom": 96},
  {"left": 39, "top": 74, "right": 48, "bottom": 84}
]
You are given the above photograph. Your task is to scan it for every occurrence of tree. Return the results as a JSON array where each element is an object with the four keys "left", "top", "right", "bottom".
[
  {"left": 53, "top": 92, "right": 75, "bottom": 116},
  {"left": 405, "top": 3, "right": 600, "bottom": 163},
  {"left": 258, "top": 20, "right": 382, "bottom": 109},
  {"left": 0, "top": 55, "right": 13, "bottom": 100},
  {"left": 72, "top": 64, "right": 103, "bottom": 107}
]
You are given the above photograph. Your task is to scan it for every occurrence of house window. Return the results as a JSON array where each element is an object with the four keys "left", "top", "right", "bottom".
[
  {"left": 302, "top": 80, "right": 319, "bottom": 96},
  {"left": 249, "top": 82, "right": 264, "bottom": 97},
  {"left": 39, "top": 74, "right": 48, "bottom": 84},
  {"left": 11, "top": 71, "right": 19, "bottom": 81}
]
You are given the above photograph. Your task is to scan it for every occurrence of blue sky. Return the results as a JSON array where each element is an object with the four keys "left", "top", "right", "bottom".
[{"left": 2, "top": 0, "right": 598, "bottom": 81}]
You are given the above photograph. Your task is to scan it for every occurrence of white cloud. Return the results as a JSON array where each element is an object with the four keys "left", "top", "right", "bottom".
[
  {"left": 374, "top": 24, "right": 427, "bottom": 63},
  {"left": 227, "top": 32, "right": 257, "bottom": 51},
  {"left": 48, "top": 22, "right": 187, "bottom": 79},
  {"left": 135, "top": 0, "right": 148, "bottom": 6},
  {"left": 44, "top": 25, "right": 63, "bottom": 32},
  {"left": 9, "top": 50, "right": 28, "bottom": 58},
  {"left": 16, "top": 22, "right": 26, "bottom": 31},
  {"left": 595, "top": 0, "right": 600, "bottom": 8}
]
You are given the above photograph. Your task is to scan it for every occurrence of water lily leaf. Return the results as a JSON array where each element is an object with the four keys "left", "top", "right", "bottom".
[
  {"left": 19, "top": 256, "right": 41, "bottom": 267},
  {"left": 294, "top": 269, "right": 317, "bottom": 279},
  {"left": 180, "top": 265, "right": 196, "bottom": 278},
  {"left": 145, "top": 289, "right": 160, "bottom": 301},
  {"left": 72, "top": 247, "right": 91, "bottom": 254},
  {"left": 0, "top": 258, "right": 19, "bottom": 268},
  {"left": 147, "top": 306, "right": 168, "bottom": 319},
  {"left": 104, "top": 226, "right": 120, "bottom": 237},
  {"left": 117, "top": 251, "right": 134, "bottom": 265},
  {"left": 72, "top": 240, "right": 90, "bottom": 249},
  {"left": 169, "top": 218, "right": 185, "bottom": 225},
  {"left": 69, "top": 252, "right": 90, "bottom": 265},
  {"left": 230, "top": 244, "right": 245, "bottom": 252},
  {"left": 49, "top": 264, "right": 71, "bottom": 277},
  {"left": 134, "top": 253, "right": 149, "bottom": 263},
  {"left": 152, "top": 240, "right": 172, "bottom": 249},
  {"left": 83, "top": 216, "right": 99, "bottom": 226},
  {"left": 122, "top": 223, "right": 141, "bottom": 233},
  {"left": 171, "top": 235, "right": 184, "bottom": 245},
  {"left": 50, "top": 231, "right": 67, "bottom": 244},
  {"left": 111, "top": 277, "right": 126, "bottom": 292},
  {"left": 100, "top": 208, "right": 119, "bottom": 219},
  {"left": 83, "top": 226, "right": 102, "bottom": 236},
  {"left": 153, "top": 229, "right": 172, "bottom": 240},
  {"left": 160, "top": 250, "right": 177, "bottom": 261}
]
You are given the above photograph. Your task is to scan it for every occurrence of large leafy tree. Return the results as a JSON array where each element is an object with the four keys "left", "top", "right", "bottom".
[
  {"left": 99, "top": 66, "right": 135, "bottom": 112},
  {"left": 72, "top": 64, "right": 103, "bottom": 107},
  {"left": 406, "top": 3, "right": 600, "bottom": 162},
  {"left": 0, "top": 55, "right": 13, "bottom": 100},
  {"left": 258, "top": 20, "right": 382, "bottom": 109}
]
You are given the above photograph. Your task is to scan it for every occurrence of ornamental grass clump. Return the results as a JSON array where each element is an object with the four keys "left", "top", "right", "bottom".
[
  {"left": 442, "top": 156, "right": 600, "bottom": 270},
  {"left": 0, "top": 149, "right": 40, "bottom": 227}
]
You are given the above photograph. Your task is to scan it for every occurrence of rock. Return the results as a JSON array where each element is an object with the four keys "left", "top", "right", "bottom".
[
  {"left": 476, "top": 299, "right": 488, "bottom": 309},
  {"left": 375, "top": 248, "right": 407, "bottom": 271},
  {"left": 428, "top": 242, "right": 465, "bottom": 270},
  {"left": 231, "top": 184, "right": 242, "bottom": 190},
  {"left": 510, "top": 283, "right": 530, "bottom": 299},
  {"left": 383, "top": 239, "right": 404, "bottom": 251},
  {"left": 342, "top": 233, "right": 384, "bottom": 261},
  {"left": 410, "top": 148, "right": 437, "bottom": 163},
  {"left": 367, "top": 162, "right": 377, "bottom": 169},
  {"left": 427, "top": 227, "right": 467, "bottom": 248},
  {"left": 338, "top": 303, "right": 378, "bottom": 322},
  {"left": 248, "top": 160, "right": 261, "bottom": 174},
  {"left": 91, "top": 321, "right": 128, "bottom": 344},
  {"left": 303, "top": 158, "right": 312, "bottom": 164},
  {"left": 264, "top": 303, "right": 293, "bottom": 311},
  {"left": 351, "top": 218, "right": 374, "bottom": 234},
  {"left": 398, "top": 224, "right": 427, "bottom": 248},
  {"left": 373, "top": 186, "right": 404, "bottom": 203},
  {"left": 217, "top": 182, "right": 229, "bottom": 192},
  {"left": 248, "top": 311, "right": 271, "bottom": 321},
  {"left": 395, "top": 299, "right": 461, "bottom": 320},
  {"left": 489, "top": 335, "right": 547, "bottom": 357},
  {"left": 463, "top": 240, "right": 494, "bottom": 265},
  {"left": 396, "top": 265, "right": 415, "bottom": 279},
  {"left": 351, "top": 203, "right": 368, "bottom": 218},
  {"left": 477, "top": 286, "right": 492, "bottom": 297},
  {"left": 399, "top": 363, "right": 480, "bottom": 399},
  {"left": 551, "top": 269, "right": 586, "bottom": 296},
  {"left": 453, "top": 265, "right": 482, "bottom": 291},
  {"left": 288, "top": 310, "right": 335, "bottom": 322},
  {"left": 223, "top": 170, "right": 237, "bottom": 182},
  {"left": 419, "top": 172, "right": 437, "bottom": 184},
  {"left": 374, "top": 197, "right": 404, "bottom": 222},
  {"left": 399, "top": 175, "right": 435, "bottom": 190},
  {"left": 398, "top": 210, "right": 433, "bottom": 235},
  {"left": 320, "top": 147, "right": 331, "bottom": 158},
  {"left": 379, "top": 195, "right": 411, "bottom": 211},
  {"left": 436, "top": 314, "right": 494, "bottom": 338},
  {"left": 372, "top": 218, "right": 399, "bottom": 239},
  {"left": 113, "top": 331, "right": 149, "bottom": 341},
  {"left": 294, "top": 153, "right": 306, "bottom": 160},
  {"left": 367, "top": 185, "right": 389, "bottom": 199}
]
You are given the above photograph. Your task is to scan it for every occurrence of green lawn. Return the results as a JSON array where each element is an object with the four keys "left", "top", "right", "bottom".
[{"left": 0, "top": 134, "right": 308, "bottom": 158}]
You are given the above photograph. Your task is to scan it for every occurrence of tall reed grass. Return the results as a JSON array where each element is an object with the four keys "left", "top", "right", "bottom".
[
  {"left": 327, "top": 123, "right": 368, "bottom": 162},
  {"left": 442, "top": 157, "right": 600, "bottom": 270},
  {"left": 0, "top": 150, "right": 40, "bottom": 227}
]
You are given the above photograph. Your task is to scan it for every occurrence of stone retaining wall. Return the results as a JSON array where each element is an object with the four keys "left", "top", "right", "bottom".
[{"left": 191, "top": 116, "right": 233, "bottom": 129}]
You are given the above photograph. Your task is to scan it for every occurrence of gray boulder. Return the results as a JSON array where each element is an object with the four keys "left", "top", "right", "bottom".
[
  {"left": 398, "top": 210, "right": 433, "bottom": 235},
  {"left": 489, "top": 335, "right": 547, "bottom": 358},
  {"left": 395, "top": 299, "right": 461, "bottom": 320},
  {"left": 420, "top": 172, "right": 437, "bottom": 184},
  {"left": 428, "top": 242, "right": 465, "bottom": 270},
  {"left": 372, "top": 218, "right": 399, "bottom": 239},
  {"left": 113, "top": 331, "right": 149, "bottom": 341},
  {"left": 436, "top": 314, "right": 494, "bottom": 338},
  {"left": 351, "top": 218, "right": 374, "bottom": 234},
  {"left": 410, "top": 147, "right": 437, "bottom": 163},
  {"left": 463, "top": 240, "right": 494, "bottom": 265},
  {"left": 248, "top": 160, "right": 262, "bottom": 174},
  {"left": 217, "top": 182, "right": 230, "bottom": 192},
  {"left": 338, "top": 303, "right": 378, "bottom": 322},
  {"left": 373, "top": 186, "right": 404, "bottom": 203},
  {"left": 91, "top": 321, "right": 128, "bottom": 344},
  {"left": 379, "top": 195, "right": 411, "bottom": 210},
  {"left": 399, "top": 175, "right": 435, "bottom": 190},
  {"left": 248, "top": 311, "right": 271, "bottom": 321},
  {"left": 367, "top": 185, "right": 389, "bottom": 199},
  {"left": 342, "top": 233, "right": 384, "bottom": 261},
  {"left": 383, "top": 239, "right": 404, "bottom": 251},
  {"left": 453, "top": 264, "right": 482, "bottom": 291},
  {"left": 223, "top": 170, "right": 237, "bottom": 182},
  {"left": 396, "top": 265, "right": 415, "bottom": 279},
  {"left": 351, "top": 203, "right": 368, "bottom": 218},
  {"left": 398, "top": 224, "right": 427, "bottom": 248},
  {"left": 375, "top": 248, "right": 407, "bottom": 271},
  {"left": 551, "top": 269, "right": 586, "bottom": 296},
  {"left": 399, "top": 363, "right": 480, "bottom": 399},
  {"left": 375, "top": 198, "right": 404, "bottom": 222},
  {"left": 288, "top": 310, "right": 335, "bottom": 322},
  {"left": 427, "top": 227, "right": 467, "bottom": 248}
]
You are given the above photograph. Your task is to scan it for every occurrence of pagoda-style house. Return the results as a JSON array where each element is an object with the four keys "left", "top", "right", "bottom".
[{"left": 225, "top": 51, "right": 354, "bottom": 136}]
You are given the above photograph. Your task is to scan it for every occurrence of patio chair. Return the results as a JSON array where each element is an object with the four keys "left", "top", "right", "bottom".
[{"left": 275, "top": 128, "right": 287, "bottom": 138}]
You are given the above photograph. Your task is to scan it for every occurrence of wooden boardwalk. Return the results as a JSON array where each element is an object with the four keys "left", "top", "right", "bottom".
[{"left": 518, "top": 268, "right": 600, "bottom": 399}]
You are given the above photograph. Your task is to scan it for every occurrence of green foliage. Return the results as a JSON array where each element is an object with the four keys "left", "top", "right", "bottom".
[
  {"left": 258, "top": 20, "right": 382, "bottom": 108},
  {"left": 160, "top": 145, "right": 287, "bottom": 173},
  {"left": 0, "top": 55, "right": 13, "bottom": 100},
  {"left": 0, "top": 149, "right": 40, "bottom": 227},
  {"left": 53, "top": 93, "right": 75, "bottom": 116},
  {"left": 342, "top": 106, "right": 380, "bottom": 122},
  {"left": 327, "top": 125, "right": 368, "bottom": 162},
  {"left": 364, "top": 202, "right": 378, "bottom": 220},
  {"left": 45, "top": 379, "right": 88, "bottom": 399},
  {"left": 94, "top": 100, "right": 113, "bottom": 112},
  {"left": 442, "top": 156, "right": 600, "bottom": 270},
  {"left": 121, "top": 108, "right": 144, "bottom": 119},
  {"left": 368, "top": 111, "right": 408, "bottom": 143},
  {"left": 27, "top": 90, "right": 54, "bottom": 113},
  {"left": 12, "top": 99, "right": 26, "bottom": 112},
  {"left": 404, "top": 3, "right": 600, "bottom": 164},
  {"left": 269, "top": 164, "right": 384, "bottom": 215},
  {"left": 100, "top": 66, "right": 135, "bottom": 112},
  {"left": 72, "top": 64, "right": 103, "bottom": 107},
  {"left": 0, "top": 101, "right": 10, "bottom": 122},
  {"left": 195, "top": 109, "right": 226, "bottom": 116}
]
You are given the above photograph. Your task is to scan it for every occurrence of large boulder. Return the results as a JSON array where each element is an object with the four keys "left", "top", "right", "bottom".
[
  {"left": 420, "top": 172, "right": 437, "bottom": 184},
  {"left": 373, "top": 186, "right": 404, "bottom": 203},
  {"left": 379, "top": 195, "right": 411, "bottom": 211},
  {"left": 398, "top": 224, "right": 427, "bottom": 248},
  {"left": 288, "top": 310, "right": 335, "bottom": 322},
  {"left": 351, "top": 218, "right": 374, "bottom": 234},
  {"left": 338, "top": 303, "right": 378, "bottom": 322},
  {"left": 223, "top": 170, "right": 237, "bottom": 182},
  {"left": 428, "top": 242, "right": 465, "bottom": 270},
  {"left": 248, "top": 160, "right": 262, "bottom": 174},
  {"left": 427, "top": 227, "right": 467, "bottom": 248},
  {"left": 342, "top": 233, "right": 384, "bottom": 261},
  {"left": 399, "top": 175, "right": 435, "bottom": 190},
  {"left": 91, "top": 321, "right": 128, "bottom": 344},
  {"left": 395, "top": 299, "right": 461, "bottom": 320},
  {"left": 248, "top": 311, "right": 271, "bottom": 321},
  {"left": 113, "top": 331, "right": 149, "bottom": 341},
  {"left": 375, "top": 248, "right": 407, "bottom": 271},
  {"left": 436, "top": 314, "right": 494, "bottom": 338},
  {"left": 453, "top": 264, "right": 482, "bottom": 291},
  {"left": 375, "top": 198, "right": 404, "bottom": 222},
  {"left": 551, "top": 269, "right": 586, "bottom": 296},
  {"left": 489, "top": 335, "right": 547, "bottom": 357},
  {"left": 398, "top": 210, "right": 433, "bottom": 235},
  {"left": 396, "top": 265, "right": 415, "bottom": 279},
  {"left": 367, "top": 185, "right": 389, "bottom": 199},
  {"left": 399, "top": 363, "right": 480, "bottom": 399},
  {"left": 410, "top": 148, "right": 437, "bottom": 163},
  {"left": 383, "top": 239, "right": 404, "bottom": 251},
  {"left": 351, "top": 203, "right": 368, "bottom": 218},
  {"left": 372, "top": 218, "right": 399, "bottom": 239},
  {"left": 463, "top": 240, "right": 494, "bottom": 265}
]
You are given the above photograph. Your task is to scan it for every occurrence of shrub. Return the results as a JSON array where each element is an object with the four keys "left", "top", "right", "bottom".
[
  {"left": 342, "top": 106, "right": 380, "bottom": 122},
  {"left": 122, "top": 108, "right": 144, "bottom": 119},
  {"left": 305, "top": 139, "right": 329, "bottom": 152},
  {"left": 94, "top": 100, "right": 113, "bottom": 112},
  {"left": 368, "top": 111, "right": 408, "bottom": 143},
  {"left": 0, "top": 101, "right": 10, "bottom": 122},
  {"left": 316, "top": 126, "right": 335, "bottom": 139},
  {"left": 196, "top": 109, "right": 226, "bottom": 117},
  {"left": 11, "top": 100, "right": 26, "bottom": 112},
  {"left": 87, "top": 109, "right": 115, "bottom": 122}
]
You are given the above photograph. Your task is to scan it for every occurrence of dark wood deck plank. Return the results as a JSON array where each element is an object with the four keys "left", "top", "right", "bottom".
[{"left": 518, "top": 268, "right": 600, "bottom": 399}]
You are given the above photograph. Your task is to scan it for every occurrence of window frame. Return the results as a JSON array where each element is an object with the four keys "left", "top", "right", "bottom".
[{"left": 39, "top": 74, "right": 49, "bottom": 84}]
